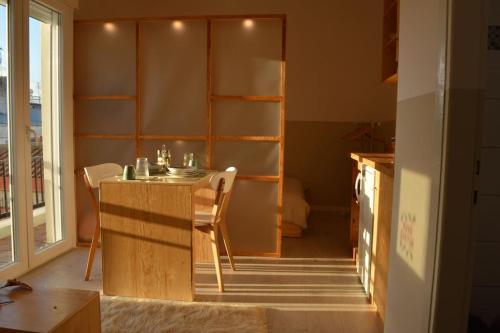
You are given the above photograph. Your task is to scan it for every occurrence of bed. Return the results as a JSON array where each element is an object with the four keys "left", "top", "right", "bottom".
[{"left": 282, "top": 177, "right": 311, "bottom": 238}]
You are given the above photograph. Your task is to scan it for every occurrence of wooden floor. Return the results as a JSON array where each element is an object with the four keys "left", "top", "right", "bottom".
[{"left": 20, "top": 211, "right": 382, "bottom": 333}]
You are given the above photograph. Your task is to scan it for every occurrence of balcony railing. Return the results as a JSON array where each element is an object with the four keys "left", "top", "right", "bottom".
[{"left": 0, "top": 144, "right": 45, "bottom": 219}]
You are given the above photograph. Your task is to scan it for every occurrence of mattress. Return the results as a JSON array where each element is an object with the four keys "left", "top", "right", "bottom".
[{"left": 283, "top": 177, "right": 311, "bottom": 229}]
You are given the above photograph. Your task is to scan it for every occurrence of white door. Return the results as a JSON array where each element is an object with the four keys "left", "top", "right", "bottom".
[
  {"left": 0, "top": 0, "right": 74, "bottom": 280},
  {"left": 358, "top": 165, "right": 375, "bottom": 295}
]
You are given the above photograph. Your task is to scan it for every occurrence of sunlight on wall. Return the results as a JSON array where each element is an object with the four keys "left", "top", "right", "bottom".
[{"left": 396, "top": 168, "right": 431, "bottom": 280}]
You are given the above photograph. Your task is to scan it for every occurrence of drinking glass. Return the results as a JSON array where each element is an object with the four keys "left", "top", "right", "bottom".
[{"left": 136, "top": 157, "right": 149, "bottom": 178}]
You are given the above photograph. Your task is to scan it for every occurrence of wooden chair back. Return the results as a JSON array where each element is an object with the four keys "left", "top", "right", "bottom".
[
  {"left": 209, "top": 167, "right": 237, "bottom": 224},
  {"left": 84, "top": 163, "right": 123, "bottom": 189},
  {"left": 83, "top": 163, "right": 122, "bottom": 281}
]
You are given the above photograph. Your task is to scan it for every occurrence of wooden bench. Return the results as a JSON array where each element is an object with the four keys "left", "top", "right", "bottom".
[{"left": 0, "top": 288, "right": 101, "bottom": 333}]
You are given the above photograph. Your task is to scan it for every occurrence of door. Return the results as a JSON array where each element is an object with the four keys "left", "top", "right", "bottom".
[
  {"left": 0, "top": 0, "right": 73, "bottom": 280},
  {"left": 358, "top": 165, "right": 375, "bottom": 295},
  {"left": 26, "top": 0, "right": 68, "bottom": 267}
]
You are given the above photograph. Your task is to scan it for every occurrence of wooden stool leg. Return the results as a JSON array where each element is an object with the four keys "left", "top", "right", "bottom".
[
  {"left": 84, "top": 220, "right": 100, "bottom": 281},
  {"left": 219, "top": 220, "right": 235, "bottom": 271},
  {"left": 209, "top": 225, "right": 224, "bottom": 292}
]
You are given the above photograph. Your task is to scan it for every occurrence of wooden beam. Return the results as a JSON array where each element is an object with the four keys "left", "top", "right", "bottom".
[
  {"left": 74, "top": 95, "right": 136, "bottom": 101},
  {"left": 211, "top": 95, "right": 282, "bottom": 102},
  {"left": 74, "top": 134, "right": 135, "bottom": 140},
  {"left": 136, "top": 22, "right": 142, "bottom": 157},
  {"left": 206, "top": 19, "right": 213, "bottom": 169},
  {"left": 277, "top": 16, "right": 287, "bottom": 257},
  {"left": 74, "top": 14, "right": 286, "bottom": 24},
  {"left": 139, "top": 135, "right": 208, "bottom": 141},
  {"left": 213, "top": 136, "right": 280, "bottom": 142},
  {"left": 236, "top": 175, "right": 279, "bottom": 182}
]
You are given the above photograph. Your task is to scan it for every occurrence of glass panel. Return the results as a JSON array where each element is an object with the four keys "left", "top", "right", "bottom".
[
  {"left": 29, "top": 3, "right": 62, "bottom": 251},
  {"left": 75, "top": 100, "right": 136, "bottom": 134},
  {"left": 0, "top": 1, "right": 14, "bottom": 267},
  {"left": 212, "top": 19, "right": 282, "bottom": 96},
  {"left": 140, "top": 140, "right": 207, "bottom": 169},
  {"left": 213, "top": 141, "right": 279, "bottom": 176},
  {"left": 74, "top": 21, "right": 136, "bottom": 96},
  {"left": 140, "top": 20, "right": 207, "bottom": 135},
  {"left": 226, "top": 180, "right": 278, "bottom": 253},
  {"left": 213, "top": 101, "right": 280, "bottom": 136},
  {"left": 75, "top": 138, "right": 135, "bottom": 169}
]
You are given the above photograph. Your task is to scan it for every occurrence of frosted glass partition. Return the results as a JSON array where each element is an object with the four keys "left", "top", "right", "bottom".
[
  {"left": 75, "top": 138, "right": 136, "bottom": 169},
  {"left": 226, "top": 180, "right": 278, "bottom": 253},
  {"left": 213, "top": 101, "right": 280, "bottom": 136},
  {"left": 140, "top": 140, "right": 207, "bottom": 168},
  {"left": 74, "top": 22, "right": 136, "bottom": 96},
  {"left": 213, "top": 141, "right": 279, "bottom": 176},
  {"left": 74, "top": 15, "right": 285, "bottom": 253},
  {"left": 212, "top": 19, "right": 283, "bottom": 96},
  {"left": 75, "top": 100, "right": 136, "bottom": 134},
  {"left": 141, "top": 21, "right": 207, "bottom": 135}
]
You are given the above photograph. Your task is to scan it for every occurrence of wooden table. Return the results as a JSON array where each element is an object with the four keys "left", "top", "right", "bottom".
[
  {"left": 99, "top": 174, "right": 215, "bottom": 301},
  {"left": 0, "top": 288, "right": 100, "bottom": 333}
]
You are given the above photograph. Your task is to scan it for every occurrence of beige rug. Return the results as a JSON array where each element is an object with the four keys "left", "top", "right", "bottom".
[{"left": 100, "top": 296, "right": 268, "bottom": 333}]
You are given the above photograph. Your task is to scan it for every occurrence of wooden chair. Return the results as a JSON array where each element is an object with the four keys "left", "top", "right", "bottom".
[
  {"left": 194, "top": 167, "right": 237, "bottom": 292},
  {"left": 83, "top": 163, "right": 123, "bottom": 281}
]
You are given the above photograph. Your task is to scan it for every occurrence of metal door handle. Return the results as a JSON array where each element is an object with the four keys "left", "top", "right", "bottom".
[{"left": 355, "top": 173, "right": 362, "bottom": 202}]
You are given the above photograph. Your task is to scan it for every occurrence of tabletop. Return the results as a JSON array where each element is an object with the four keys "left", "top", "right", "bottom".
[{"left": 100, "top": 171, "right": 215, "bottom": 187}]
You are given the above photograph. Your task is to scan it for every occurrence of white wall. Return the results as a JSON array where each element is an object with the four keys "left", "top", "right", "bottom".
[
  {"left": 74, "top": 0, "right": 397, "bottom": 122},
  {"left": 384, "top": 0, "right": 447, "bottom": 331}
]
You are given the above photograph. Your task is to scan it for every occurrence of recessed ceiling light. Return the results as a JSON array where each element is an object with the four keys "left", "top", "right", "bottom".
[
  {"left": 103, "top": 22, "right": 116, "bottom": 33},
  {"left": 243, "top": 19, "right": 254, "bottom": 29},
  {"left": 172, "top": 20, "right": 184, "bottom": 31}
]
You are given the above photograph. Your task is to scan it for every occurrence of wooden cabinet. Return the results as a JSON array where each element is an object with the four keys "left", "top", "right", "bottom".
[
  {"left": 350, "top": 153, "right": 394, "bottom": 323},
  {"left": 382, "top": 0, "right": 399, "bottom": 83}
]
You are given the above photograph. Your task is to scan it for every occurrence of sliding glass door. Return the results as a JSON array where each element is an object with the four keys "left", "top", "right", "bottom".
[
  {"left": 27, "top": 0, "right": 65, "bottom": 266},
  {"left": 0, "top": 0, "right": 72, "bottom": 279},
  {"left": 0, "top": 0, "right": 16, "bottom": 269}
]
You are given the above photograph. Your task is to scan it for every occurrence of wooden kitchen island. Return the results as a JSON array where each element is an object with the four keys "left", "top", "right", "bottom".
[{"left": 99, "top": 174, "right": 214, "bottom": 302}]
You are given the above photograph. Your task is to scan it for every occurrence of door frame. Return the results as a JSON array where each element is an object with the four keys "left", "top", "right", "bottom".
[{"left": 0, "top": 0, "right": 75, "bottom": 280}]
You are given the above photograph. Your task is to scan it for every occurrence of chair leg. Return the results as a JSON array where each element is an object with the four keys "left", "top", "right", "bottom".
[
  {"left": 84, "top": 219, "right": 100, "bottom": 281},
  {"left": 219, "top": 220, "right": 235, "bottom": 271},
  {"left": 209, "top": 225, "right": 224, "bottom": 292}
]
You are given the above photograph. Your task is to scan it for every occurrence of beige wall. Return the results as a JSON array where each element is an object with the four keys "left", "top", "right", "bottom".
[
  {"left": 75, "top": 0, "right": 397, "bottom": 122},
  {"left": 285, "top": 121, "right": 395, "bottom": 208}
]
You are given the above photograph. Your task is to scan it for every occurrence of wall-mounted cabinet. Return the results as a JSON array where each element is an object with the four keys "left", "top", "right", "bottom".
[{"left": 382, "top": 0, "right": 399, "bottom": 83}]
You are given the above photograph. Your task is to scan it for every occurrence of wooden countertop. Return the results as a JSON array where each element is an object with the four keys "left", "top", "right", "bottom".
[{"left": 351, "top": 153, "right": 395, "bottom": 177}]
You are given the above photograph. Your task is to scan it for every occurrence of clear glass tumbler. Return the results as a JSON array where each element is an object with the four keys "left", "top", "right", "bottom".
[{"left": 136, "top": 157, "right": 149, "bottom": 178}]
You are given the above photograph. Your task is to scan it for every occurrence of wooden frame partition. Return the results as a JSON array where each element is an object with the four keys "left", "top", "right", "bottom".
[{"left": 74, "top": 14, "right": 286, "bottom": 257}]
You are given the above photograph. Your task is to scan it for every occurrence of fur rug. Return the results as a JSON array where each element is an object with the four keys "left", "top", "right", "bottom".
[{"left": 100, "top": 296, "right": 268, "bottom": 333}]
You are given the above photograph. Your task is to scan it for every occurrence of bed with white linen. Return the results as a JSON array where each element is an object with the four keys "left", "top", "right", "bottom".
[{"left": 282, "top": 177, "right": 311, "bottom": 237}]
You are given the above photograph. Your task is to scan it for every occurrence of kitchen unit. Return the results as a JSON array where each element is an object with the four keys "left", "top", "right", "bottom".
[{"left": 350, "top": 153, "right": 394, "bottom": 323}]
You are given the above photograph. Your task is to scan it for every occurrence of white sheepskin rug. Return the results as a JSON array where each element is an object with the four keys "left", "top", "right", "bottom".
[{"left": 100, "top": 296, "right": 268, "bottom": 333}]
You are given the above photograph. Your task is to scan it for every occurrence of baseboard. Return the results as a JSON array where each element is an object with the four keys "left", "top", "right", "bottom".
[{"left": 310, "top": 205, "right": 350, "bottom": 215}]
